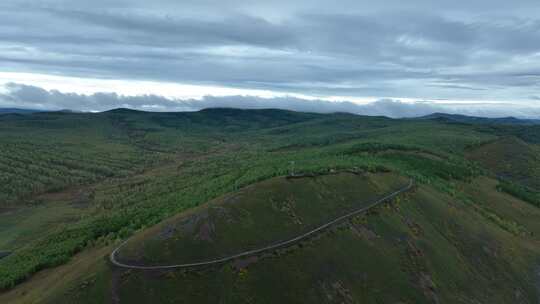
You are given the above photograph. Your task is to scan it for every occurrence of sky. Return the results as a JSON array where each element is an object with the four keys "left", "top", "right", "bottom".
[{"left": 1, "top": 0, "right": 540, "bottom": 117}]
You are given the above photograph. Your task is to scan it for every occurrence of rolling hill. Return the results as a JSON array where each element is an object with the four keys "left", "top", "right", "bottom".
[{"left": 0, "top": 108, "right": 539, "bottom": 303}]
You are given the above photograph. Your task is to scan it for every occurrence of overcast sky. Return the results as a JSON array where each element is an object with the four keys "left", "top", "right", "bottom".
[{"left": 1, "top": 0, "right": 540, "bottom": 117}]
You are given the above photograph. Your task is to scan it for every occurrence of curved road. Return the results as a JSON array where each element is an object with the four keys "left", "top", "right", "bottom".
[{"left": 110, "top": 179, "right": 414, "bottom": 270}]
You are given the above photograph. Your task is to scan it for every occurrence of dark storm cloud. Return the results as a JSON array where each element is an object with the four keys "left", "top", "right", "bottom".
[
  {"left": 1, "top": 0, "right": 540, "bottom": 108},
  {"left": 2, "top": 83, "right": 540, "bottom": 118}
]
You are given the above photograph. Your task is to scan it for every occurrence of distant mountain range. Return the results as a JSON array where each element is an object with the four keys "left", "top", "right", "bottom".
[
  {"left": 2, "top": 107, "right": 540, "bottom": 125},
  {"left": 0, "top": 108, "right": 43, "bottom": 114},
  {"left": 0, "top": 108, "right": 82, "bottom": 115},
  {"left": 418, "top": 112, "right": 540, "bottom": 125}
]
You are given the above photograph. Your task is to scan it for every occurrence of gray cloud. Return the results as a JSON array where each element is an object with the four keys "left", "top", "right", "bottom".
[
  {"left": 2, "top": 83, "right": 540, "bottom": 118},
  {"left": 1, "top": 1, "right": 540, "bottom": 105}
]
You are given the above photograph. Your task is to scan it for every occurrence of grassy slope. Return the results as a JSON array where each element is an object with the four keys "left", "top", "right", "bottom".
[
  {"left": 0, "top": 245, "right": 114, "bottom": 304},
  {"left": 44, "top": 176, "right": 540, "bottom": 304},
  {"left": 117, "top": 172, "right": 407, "bottom": 265}
]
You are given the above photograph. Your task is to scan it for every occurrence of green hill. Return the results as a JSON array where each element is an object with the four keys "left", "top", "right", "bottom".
[
  {"left": 115, "top": 172, "right": 408, "bottom": 266},
  {"left": 41, "top": 174, "right": 540, "bottom": 304}
]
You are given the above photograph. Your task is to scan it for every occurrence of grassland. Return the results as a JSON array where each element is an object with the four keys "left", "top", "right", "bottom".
[{"left": 0, "top": 108, "right": 538, "bottom": 303}]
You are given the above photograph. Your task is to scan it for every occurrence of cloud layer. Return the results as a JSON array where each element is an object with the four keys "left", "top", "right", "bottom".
[
  {"left": 2, "top": 83, "right": 540, "bottom": 118},
  {"left": 0, "top": 1, "right": 540, "bottom": 110}
]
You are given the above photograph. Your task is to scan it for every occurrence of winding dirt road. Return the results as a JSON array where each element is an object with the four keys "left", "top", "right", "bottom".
[{"left": 110, "top": 178, "right": 414, "bottom": 270}]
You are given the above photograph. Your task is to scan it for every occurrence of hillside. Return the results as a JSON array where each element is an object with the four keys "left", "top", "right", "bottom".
[
  {"left": 33, "top": 174, "right": 540, "bottom": 303},
  {"left": 467, "top": 137, "right": 540, "bottom": 190},
  {"left": 115, "top": 172, "right": 408, "bottom": 266},
  {"left": 0, "top": 108, "right": 539, "bottom": 303}
]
